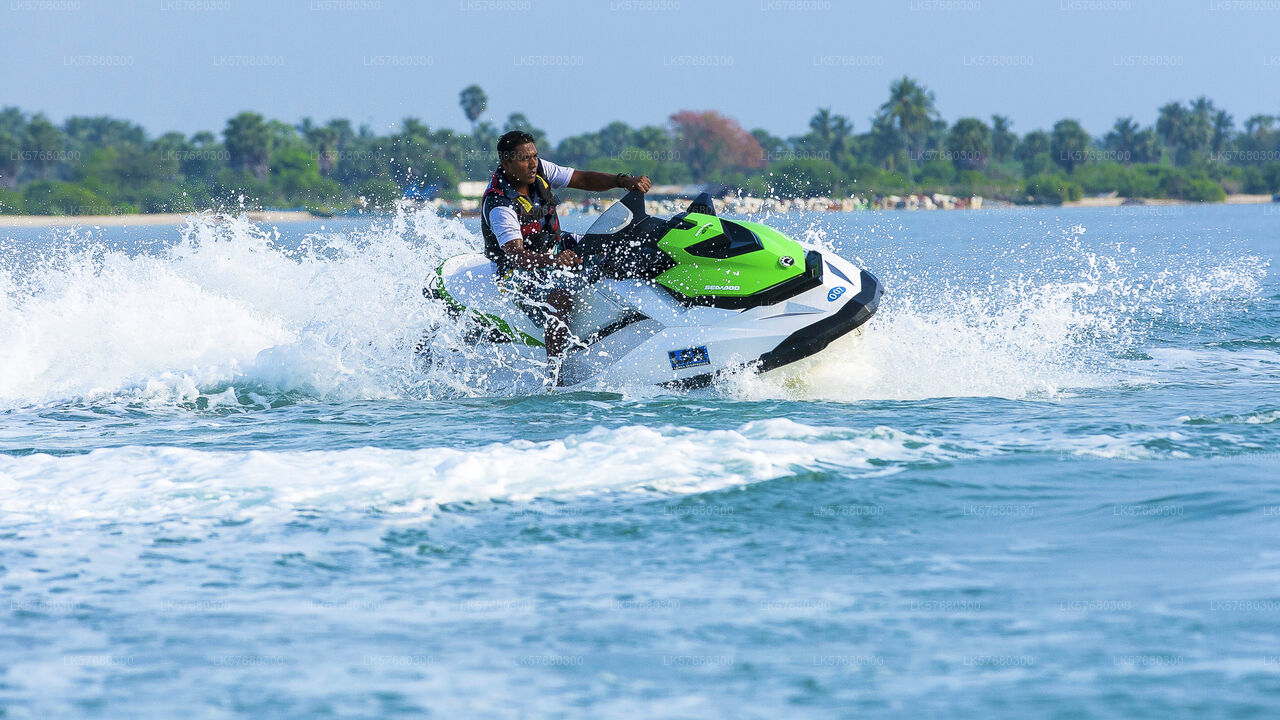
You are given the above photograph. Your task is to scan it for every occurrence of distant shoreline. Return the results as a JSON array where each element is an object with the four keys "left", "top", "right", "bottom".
[
  {"left": 0, "top": 194, "right": 1275, "bottom": 228},
  {"left": 1062, "top": 193, "right": 1274, "bottom": 208},
  {"left": 0, "top": 210, "right": 317, "bottom": 228}
]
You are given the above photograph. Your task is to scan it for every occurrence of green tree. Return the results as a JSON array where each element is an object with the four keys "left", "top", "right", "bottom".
[
  {"left": 1016, "top": 129, "right": 1052, "bottom": 175},
  {"left": 0, "top": 187, "right": 24, "bottom": 213},
  {"left": 1237, "top": 115, "right": 1278, "bottom": 166},
  {"left": 865, "top": 114, "right": 903, "bottom": 171},
  {"left": 269, "top": 145, "right": 340, "bottom": 203},
  {"left": 1156, "top": 101, "right": 1188, "bottom": 164},
  {"left": 63, "top": 116, "right": 145, "bottom": 151},
  {"left": 632, "top": 125, "right": 671, "bottom": 154},
  {"left": 1050, "top": 119, "right": 1089, "bottom": 172},
  {"left": 24, "top": 114, "right": 65, "bottom": 180},
  {"left": 503, "top": 112, "right": 547, "bottom": 148},
  {"left": 0, "top": 132, "right": 20, "bottom": 188},
  {"left": 806, "top": 107, "right": 853, "bottom": 159},
  {"left": 0, "top": 107, "right": 25, "bottom": 139},
  {"left": 554, "top": 132, "right": 602, "bottom": 168},
  {"left": 877, "top": 76, "right": 938, "bottom": 184},
  {"left": 767, "top": 157, "right": 842, "bottom": 197},
  {"left": 459, "top": 84, "right": 487, "bottom": 127},
  {"left": 464, "top": 120, "right": 499, "bottom": 177},
  {"left": 946, "top": 117, "right": 991, "bottom": 171},
  {"left": 22, "top": 179, "right": 111, "bottom": 214},
  {"left": 325, "top": 118, "right": 355, "bottom": 149},
  {"left": 829, "top": 115, "right": 854, "bottom": 158},
  {"left": 751, "top": 128, "right": 785, "bottom": 163},
  {"left": 1105, "top": 117, "right": 1139, "bottom": 165},
  {"left": 1131, "top": 128, "right": 1162, "bottom": 164},
  {"left": 1158, "top": 99, "right": 1217, "bottom": 166},
  {"left": 1188, "top": 97, "right": 1217, "bottom": 162},
  {"left": 1211, "top": 109, "right": 1233, "bottom": 159},
  {"left": 595, "top": 121, "right": 635, "bottom": 159},
  {"left": 301, "top": 119, "right": 340, "bottom": 177},
  {"left": 177, "top": 131, "right": 223, "bottom": 182},
  {"left": 224, "top": 112, "right": 271, "bottom": 180},
  {"left": 990, "top": 114, "right": 1016, "bottom": 163},
  {"left": 354, "top": 178, "right": 400, "bottom": 209},
  {"left": 1023, "top": 174, "right": 1082, "bottom": 204},
  {"left": 387, "top": 117, "right": 460, "bottom": 193}
]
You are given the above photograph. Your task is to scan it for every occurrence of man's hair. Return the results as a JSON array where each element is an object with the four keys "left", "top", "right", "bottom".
[{"left": 497, "top": 130, "right": 536, "bottom": 162}]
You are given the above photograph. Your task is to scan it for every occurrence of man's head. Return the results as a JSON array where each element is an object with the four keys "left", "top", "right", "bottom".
[{"left": 497, "top": 130, "right": 539, "bottom": 186}]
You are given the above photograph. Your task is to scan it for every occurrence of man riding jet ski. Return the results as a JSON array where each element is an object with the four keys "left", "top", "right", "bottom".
[
  {"left": 477, "top": 130, "right": 653, "bottom": 385},
  {"left": 423, "top": 176, "right": 884, "bottom": 391}
]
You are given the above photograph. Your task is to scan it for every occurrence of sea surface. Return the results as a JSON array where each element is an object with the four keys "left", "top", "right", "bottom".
[{"left": 1, "top": 202, "right": 1277, "bottom": 718}]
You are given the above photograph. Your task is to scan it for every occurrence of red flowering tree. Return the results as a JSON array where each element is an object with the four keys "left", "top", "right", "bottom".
[{"left": 668, "top": 110, "right": 766, "bottom": 182}]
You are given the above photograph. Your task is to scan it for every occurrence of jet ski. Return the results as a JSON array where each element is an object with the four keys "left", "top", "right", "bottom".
[{"left": 421, "top": 190, "right": 882, "bottom": 389}]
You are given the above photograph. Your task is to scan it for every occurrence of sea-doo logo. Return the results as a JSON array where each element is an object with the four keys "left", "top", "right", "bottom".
[
  {"left": 827, "top": 286, "right": 847, "bottom": 302},
  {"left": 668, "top": 346, "right": 710, "bottom": 370}
]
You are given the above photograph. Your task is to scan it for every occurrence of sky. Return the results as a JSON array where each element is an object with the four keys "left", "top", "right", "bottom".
[{"left": 3, "top": 0, "right": 1278, "bottom": 143}]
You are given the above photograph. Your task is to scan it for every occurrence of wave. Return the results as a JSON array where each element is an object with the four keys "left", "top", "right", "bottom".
[
  {"left": 0, "top": 419, "right": 966, "bottom": 525},
  {"left": 4, "top": 414, "right": 1275, "bottom": 529}
]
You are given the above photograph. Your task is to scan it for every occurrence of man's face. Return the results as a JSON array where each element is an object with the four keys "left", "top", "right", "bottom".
[{"left": 500, "top": 142, "right": 539, "bottom": 186}]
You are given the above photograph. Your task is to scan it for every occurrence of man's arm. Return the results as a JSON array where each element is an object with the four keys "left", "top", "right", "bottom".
[
  {"left": 567, "top": 170, "right": 652, "bottom": 194},
  {"left": 490, "top": 204, "right": 577, "bottom": 270}
]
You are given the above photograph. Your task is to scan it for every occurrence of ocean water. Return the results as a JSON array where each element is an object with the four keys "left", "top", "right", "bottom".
[{"left": 0, "top": 203, "right": 1277, "bottom": 718}]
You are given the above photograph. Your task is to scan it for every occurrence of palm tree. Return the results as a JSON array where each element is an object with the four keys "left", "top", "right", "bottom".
[
  {"left": 1244, "top": 115, "right": 1276, "bottom": 136},
  {"left": 1157, "top": 102, "right": 1189, "bottom": 165},
  {"left": 808, "top": 107, "right": 834, "bottom": 150},
  {"left": 829, "top": 114, "right": 853, "bottom": 158},
  {"left": 458, "top": 85, "right": 487, "bottom": 130},
  {"left": 1105, "top": 117, "right": 1139, "bottom": 165},
  {"left": 1131, "top": 128, "right": 1162, "bottom": 164},
  {"left": 878, "top": 77, "right": 938, "bottom": 185},
  {"left": 1211, "top": 109, "right": 1233, "bottom": 159},
  {"left": 1187, "top": 97, "right": 1216, "bottom": 163}
]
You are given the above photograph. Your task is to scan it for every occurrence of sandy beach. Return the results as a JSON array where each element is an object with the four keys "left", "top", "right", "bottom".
[{"left": 1063, "top": 193, "right": 1275, "bottom": 208}]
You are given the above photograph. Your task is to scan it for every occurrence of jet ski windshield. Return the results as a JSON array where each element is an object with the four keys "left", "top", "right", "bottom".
[{"left": 585, "top": 198, "right": 633, "bottom": 235}]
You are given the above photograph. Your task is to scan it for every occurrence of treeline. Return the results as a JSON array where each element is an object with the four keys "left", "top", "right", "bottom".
[{"left": 2, "top": 80, "right": 1279, "bottom": 215}]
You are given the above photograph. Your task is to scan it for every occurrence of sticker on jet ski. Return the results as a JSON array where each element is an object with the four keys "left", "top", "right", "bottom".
[{"left": 668, "top": 346, "right": 710, "bottom": 370}]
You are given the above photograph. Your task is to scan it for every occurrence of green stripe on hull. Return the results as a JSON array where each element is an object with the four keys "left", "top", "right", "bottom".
[{"left": 433, "top": 264, "right": 545, "bottom": 347}]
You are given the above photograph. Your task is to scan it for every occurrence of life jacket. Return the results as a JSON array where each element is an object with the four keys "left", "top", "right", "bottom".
[{"left": 480, "top": 160, "right": 562, "bottom": 271}]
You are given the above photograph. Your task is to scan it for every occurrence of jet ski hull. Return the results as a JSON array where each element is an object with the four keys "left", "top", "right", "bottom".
[{"left": 427, "top": 245, "right": 881, "bottom": 390}]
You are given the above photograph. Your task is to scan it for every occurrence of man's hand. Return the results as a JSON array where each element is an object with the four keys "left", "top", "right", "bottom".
[
  {"left": 620, "top": 175, "right": 651, "bottom": 193},
  {"left": 555, "top": 249, "right": 582, "bottom": 268}
]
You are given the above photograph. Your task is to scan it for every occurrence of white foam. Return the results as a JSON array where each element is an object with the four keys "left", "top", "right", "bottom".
[
  {"left": 0, "top": 419, "right": 964, "bottom": 525},
  {"left": 0, "top": 209, "right": 1269, "bottom": 407},
  {"left": 0, "top": 209, "right": 471, "bottom": 408},
  {"left": 731, "top": 231, "right": 1268, "bottom": 402}
]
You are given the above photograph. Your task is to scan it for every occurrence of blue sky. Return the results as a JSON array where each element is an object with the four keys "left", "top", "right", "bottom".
[{"left": 4, "top": 0, "right": 1277, "bottom": 142}]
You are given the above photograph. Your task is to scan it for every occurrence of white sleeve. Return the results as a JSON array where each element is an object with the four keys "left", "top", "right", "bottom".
[
  {"left": 487, "top": 205, "right": 523, "bottom": 248},
  {"left": 539, "top": 159, "right": 575, "bottom": 189}
]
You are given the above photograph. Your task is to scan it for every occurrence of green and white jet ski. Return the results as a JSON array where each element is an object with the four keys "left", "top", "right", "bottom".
[{"left": 422, "top": 191, "right": 882, "bottom": 389}]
